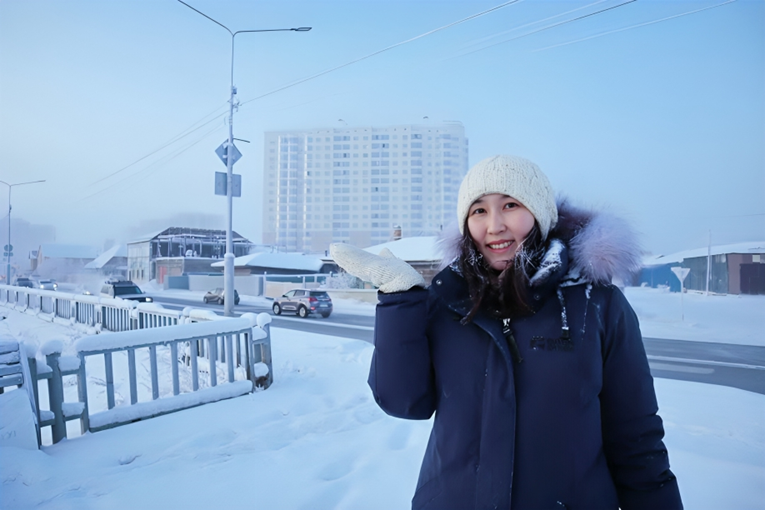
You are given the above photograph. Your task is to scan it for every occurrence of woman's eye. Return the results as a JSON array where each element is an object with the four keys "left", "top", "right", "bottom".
[
  {"left": 504, "top": 202, "right": 518, "bottom": 209},
  {"left": 470, "top": 208, "right": 485, "bottom": 215}
]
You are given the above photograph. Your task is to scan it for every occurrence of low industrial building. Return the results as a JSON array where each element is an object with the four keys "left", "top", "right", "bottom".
[
  {"left": 639, "top": 241, "right": 765, "bottom": 295},
  {"left": 127, "top": 227, "right": 253, "bottom": 283}
]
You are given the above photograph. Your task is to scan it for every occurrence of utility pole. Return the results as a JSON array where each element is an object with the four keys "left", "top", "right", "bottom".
[
  {"left": 1, "top": 180, "right": 46, "bottom": 284},
  {"left": 178, "top": 1, "right": 310, "bottom": 316},
  {"left": 705, "top": 229, "right": 712, "bottom": 296}
]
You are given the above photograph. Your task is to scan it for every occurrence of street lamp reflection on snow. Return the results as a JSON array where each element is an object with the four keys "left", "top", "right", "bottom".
[{"left": 178, "top": 1, "right": 311, "bottom": 316}]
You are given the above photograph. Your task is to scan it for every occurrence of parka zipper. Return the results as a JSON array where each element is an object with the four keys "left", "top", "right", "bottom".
[{"left": 502, "top": 318, "right": 524, "bottom": 364}]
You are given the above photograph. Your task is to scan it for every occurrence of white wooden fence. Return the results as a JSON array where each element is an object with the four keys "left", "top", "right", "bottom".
[
  {"left": 0, "top": 284, "right": 274, "bottom": 447},
  {"left": 0, "top": 283, "right": 200, "bottom": 333}
]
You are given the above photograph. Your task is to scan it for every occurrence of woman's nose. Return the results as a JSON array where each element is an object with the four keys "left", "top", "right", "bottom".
[{"left": 487, "top": 210, "right": 506, "bottom": 234}]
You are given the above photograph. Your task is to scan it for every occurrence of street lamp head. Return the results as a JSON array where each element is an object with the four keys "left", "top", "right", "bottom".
[{"left": 293, "top": 27, "right": 312, "bottom": 32}]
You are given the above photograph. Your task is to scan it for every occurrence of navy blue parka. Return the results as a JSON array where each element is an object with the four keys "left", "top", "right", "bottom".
[{"left": 368, "top": 205, "right": 682, "bottom": 510}]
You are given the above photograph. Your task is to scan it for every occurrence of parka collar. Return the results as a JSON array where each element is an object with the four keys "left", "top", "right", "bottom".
[
  {"left": 435, "top": 240, "right": 570, "bottom": 316},
  {"left": 438, "top": 197, "right": 643, "bottom": 288}
]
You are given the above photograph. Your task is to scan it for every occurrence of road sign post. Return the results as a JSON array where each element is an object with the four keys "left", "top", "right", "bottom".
[
  {"left": 671, "top": 267, "right": 691, "bottom": 321},
  {"left": 214, "top": 140, "right": 243, "bottom": 316}
]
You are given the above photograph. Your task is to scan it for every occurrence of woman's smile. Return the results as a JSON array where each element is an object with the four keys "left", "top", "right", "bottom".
[
  {"left": 486, "top": 240, "right": 514, "bottom": 251},
  {"left": 467, "top": 193, "right": 535, "bottom": 271}
]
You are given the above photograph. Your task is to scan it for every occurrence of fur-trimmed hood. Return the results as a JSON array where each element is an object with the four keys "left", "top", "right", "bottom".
[{"left": 438, "top": 197, "right": 643, "bottom": 287}]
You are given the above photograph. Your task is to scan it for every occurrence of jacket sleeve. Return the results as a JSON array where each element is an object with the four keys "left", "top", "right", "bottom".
[
  {"left": 368, "top": 288, "right": 436, "bottom": 420},
  {"left": 599, "top": 286, "right": 683, "bottom": 510}
]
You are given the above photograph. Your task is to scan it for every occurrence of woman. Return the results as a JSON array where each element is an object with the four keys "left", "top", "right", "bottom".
[{"left": 331, "top": 155, "right": 682, "bottom": 509}]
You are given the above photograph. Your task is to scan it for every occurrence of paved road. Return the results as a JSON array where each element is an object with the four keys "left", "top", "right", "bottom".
[
  {"left": 151, "top": 295, "right": 765, "bottom": 395},
  {"left": 643, "top": 337, "right": 765, "bottom": 394},
  {"left": 153, "top": 295, "right": 375, "bottom": 342}
]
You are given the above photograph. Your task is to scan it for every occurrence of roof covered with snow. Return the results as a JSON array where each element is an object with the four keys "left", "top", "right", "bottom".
[
  {"left": 84, "top": 245, "right": 128, "bottom": 269},
  {"left": 644, "top": 241, "right": 765, "bottom": 266},
  {"left": 363, "top": 236, "right": 443, "bottom": 262},
  {"left": 210, "top": 252, "right": 325, "bottom": 272},
  {"left": 128, "top": 228, "right": 249, "bottom": 245}
]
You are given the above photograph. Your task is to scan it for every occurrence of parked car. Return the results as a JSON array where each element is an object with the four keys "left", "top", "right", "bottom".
[
  {"left": 203, "top": 288, "right": 240, "bottom": 305},
  {"left": 38, "top": 279, "right": 58, "bottom": 290},
  {"left": 14, "top": 277, "right": 34, "bottom": 288},
  {"left": 272, "top": 289, "right": 333, "bottom": 318},
  {"left": 100, "top": 280, "right": 153, "bottom": 302}
]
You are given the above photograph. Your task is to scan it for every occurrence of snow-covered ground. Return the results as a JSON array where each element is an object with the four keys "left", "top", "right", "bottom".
[
  {"left": 0, "top": 288, "right": 763, "bottom": 509},
  {"left": 624, "top": 286, "right": 764, "bottom": 346}
]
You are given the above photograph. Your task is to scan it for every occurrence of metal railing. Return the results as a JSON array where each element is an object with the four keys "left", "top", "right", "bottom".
[
  {"left": 1, "top": 284, "right": 275, "bottom": 446},
  {"left": 13, "top": 313, "right": 272, "bottom": 446},
  {"left": 0, "top": 284, "right": 215, "bottom": 332}
]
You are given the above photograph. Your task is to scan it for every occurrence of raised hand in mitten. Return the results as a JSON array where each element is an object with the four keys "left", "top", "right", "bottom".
[{"left": 329, "top": 243, "right": 425, "bottom": 293}]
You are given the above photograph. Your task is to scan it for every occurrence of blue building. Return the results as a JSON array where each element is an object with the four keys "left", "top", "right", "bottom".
[{"left": 639, "top": 242, "right": 765, "bottom": 295}]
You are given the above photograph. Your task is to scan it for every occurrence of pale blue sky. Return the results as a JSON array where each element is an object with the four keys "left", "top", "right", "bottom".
[{"left": 1, "top": 0, "right": 763, "bottom": 255}]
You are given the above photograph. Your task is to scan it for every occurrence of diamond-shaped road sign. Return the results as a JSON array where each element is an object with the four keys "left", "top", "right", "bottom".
[{"left": 215, "top": 141, "right": 242, "bottom": 167}]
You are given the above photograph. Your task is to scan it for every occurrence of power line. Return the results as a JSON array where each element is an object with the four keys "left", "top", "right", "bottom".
[
  {"left": 84, "top": 104, "right": 228, "bottom": 189},
  {"left": 79, "top": 0, "right": 523, "bottom": 193},
  {"left": 456, "top": 0, "right": 611, "bottom": 53},
  {"left": 239, "top": 0, "right": 524, "bottom": 108},
  {"left": 533, "top": 0, "right": 737, "bottom": 52},
  {"left": 76, "top": 122, "right": 224, "bottom": 202},
  {"left": 449, "top": 0, "right": 636, "bottom": 60}
]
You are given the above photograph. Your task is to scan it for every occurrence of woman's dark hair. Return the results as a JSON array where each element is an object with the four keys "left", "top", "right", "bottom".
[{"left": 457, "top": 222, "right": 547, "bottom": 323}]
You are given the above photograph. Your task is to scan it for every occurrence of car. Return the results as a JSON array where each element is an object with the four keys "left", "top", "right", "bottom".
[
  {"left": 38, "top": 279, "right": 58, "bottom": 290},
  {"left": 14, "top": 277, "right": 34, "bottom": 288},
  {"left": 100, "top": 280, "right": 153, "bottom": 302},
  {"left": 203, "top": 288, "right": 240, "bottom": 305},
  {"left": 272, "top": 289, "right": 333, "bottom": 318}
]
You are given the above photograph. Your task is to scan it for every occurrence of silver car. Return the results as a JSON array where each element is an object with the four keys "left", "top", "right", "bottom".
[
  {"left": 272, "top": 289, "right": 333, "bottom": 318},
  {"left": 38, "top": 279, "right": 58, "bottom": 290}
]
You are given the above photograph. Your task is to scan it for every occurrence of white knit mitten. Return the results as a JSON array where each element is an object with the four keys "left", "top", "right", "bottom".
[{"left": 330, "top": 243, "right": 425, "bottom": 293}]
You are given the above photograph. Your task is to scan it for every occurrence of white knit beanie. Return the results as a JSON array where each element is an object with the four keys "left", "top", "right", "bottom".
[{"left": 457, "top": 155, "right": 558, "bottom": 239}]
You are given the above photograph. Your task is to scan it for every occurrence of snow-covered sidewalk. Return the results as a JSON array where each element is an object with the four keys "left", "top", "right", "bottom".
[{"left": 0, "top": 324, "right": 763, "bottom": 509}]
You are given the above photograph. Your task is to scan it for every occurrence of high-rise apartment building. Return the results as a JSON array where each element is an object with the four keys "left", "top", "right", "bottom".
[{"left": 262, "top": 122, "right": 469, "bottom": 253}]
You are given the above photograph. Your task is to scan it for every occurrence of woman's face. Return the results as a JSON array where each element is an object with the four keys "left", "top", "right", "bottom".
[{"left": 467, "top": 193, "right": 536, "bottom": 271}]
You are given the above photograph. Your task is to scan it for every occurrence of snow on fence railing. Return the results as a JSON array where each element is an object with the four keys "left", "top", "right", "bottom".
[
  {"left": 0, "top": 284, "right": 219, "bottom": 333},
  {"left": 8, "top": 313, "right": 273, "bottom": 446}
]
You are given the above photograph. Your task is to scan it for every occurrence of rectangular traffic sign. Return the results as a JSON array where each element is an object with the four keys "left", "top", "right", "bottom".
[{"left": 214, "top": 172, "right": 241, "bottom": 197}]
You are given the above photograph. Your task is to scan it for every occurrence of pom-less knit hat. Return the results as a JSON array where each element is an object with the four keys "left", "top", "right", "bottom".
[{"left": 457, "top": 155, "right": 558, "bottom": 239}]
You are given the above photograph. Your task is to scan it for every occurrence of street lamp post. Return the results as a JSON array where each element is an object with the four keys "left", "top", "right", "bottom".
[
  {"left": 0, "top": 179, "right": 46, "bottom": 285},
  {"left": 179, "top": 1, "right": 310, "bottom": 316}
]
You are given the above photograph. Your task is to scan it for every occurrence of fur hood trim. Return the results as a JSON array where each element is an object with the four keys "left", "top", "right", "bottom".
[{"left": 437, "top": 197, "right": 643, "bottom": 286}]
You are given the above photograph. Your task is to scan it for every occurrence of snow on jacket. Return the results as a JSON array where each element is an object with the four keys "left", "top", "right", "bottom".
[{"left": 369, "top": 200, "right": 683, "bottom": 510}]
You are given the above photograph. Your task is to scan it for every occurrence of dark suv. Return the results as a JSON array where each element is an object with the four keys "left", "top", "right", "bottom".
[
  {"left": 203, "top": 288, "right": 240, "bottom": 305},
  {"left": 100, "top": 280, "right": 153, "bottom": 302},
  {"left": 14, "top": 277, "right": 34, "bottom": 288},
  {"left": 272, "top": 289, "right": 333, "bottom": 318}
]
